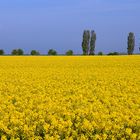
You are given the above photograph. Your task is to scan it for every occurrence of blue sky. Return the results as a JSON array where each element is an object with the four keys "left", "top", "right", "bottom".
[{"left": 0, "top": 0, "right": 140, "bottom": 54}]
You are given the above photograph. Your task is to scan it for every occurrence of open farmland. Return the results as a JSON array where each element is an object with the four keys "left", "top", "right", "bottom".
[{"left": 0, "top": 56, "right": 140, "bottom": 139}]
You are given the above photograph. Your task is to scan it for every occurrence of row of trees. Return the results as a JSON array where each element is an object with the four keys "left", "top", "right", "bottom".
[
  {"left": 81, "top": 30, "right": 137, "bottom": 55},
  {"left": 0, "top": 48, "right": 115, "bottom": 56},
  {"left": 0, "top": 31, "right": 137, "bottom": 56},
  {"left": 0, "top": 49, "right": 74, "bottom": 56},
  {"left": 0, "top": 49, "right": 127, "bottom": 56}
]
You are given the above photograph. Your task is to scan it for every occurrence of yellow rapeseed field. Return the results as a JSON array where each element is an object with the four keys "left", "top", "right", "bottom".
[{"left": 0, "top": 56, "right": 140, "bottom": 140}]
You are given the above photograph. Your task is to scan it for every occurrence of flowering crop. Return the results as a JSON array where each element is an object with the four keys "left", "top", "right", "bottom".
[{"left": 0, "top": 56, "right": 140, "bottom": 139}]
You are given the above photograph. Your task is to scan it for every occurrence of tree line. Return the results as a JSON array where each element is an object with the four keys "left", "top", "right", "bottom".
[
  {"left": 0, "top": 31, "right": 138, "bottom": 56},
  {"left": 0, "top": 49, "right": 73, "bottom": 56}
]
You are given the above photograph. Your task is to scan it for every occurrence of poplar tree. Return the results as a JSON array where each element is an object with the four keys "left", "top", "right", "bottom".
[
  {"left": 82, "top": 30, "right": 90, "bottom": 55},
  {"left": 82, "top": 30, "right": 88, "bottom": 55},
  {"left": 89, "top": 30, "right": 96, "bottom": 55},
  {"left": 86, "top": 30, "right": 90, "bottom": 55},
  {"left": 127, "top": 32, "right": 135, "bottom": 55}
]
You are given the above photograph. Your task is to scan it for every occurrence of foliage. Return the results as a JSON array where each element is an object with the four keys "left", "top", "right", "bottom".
[
  {"left": 11, "top": 49, "right": 24, "bottom": 55},
  {"left": 89, "top": 30, "right": 96, "bottom": 55},
  {"left": 82, "top": 30, "right": 96, "bottom": 55},
  {"left": 98, "top": 52, "right": 103, "bottom": 55},
  {"left": 127, "top": 32, "right": 135, "bottom": 55},
  {"left": 31, "top": 50, "right": 40, "bottom": 55},
  {"left": 86, "top": 30, "right": 90, "bottom": 55},
  {"left": 0, "top": 56, "right": 139, "bottom": 139},
  {"left": 65, "top": 50, "right": 73, "bottom": 56},
  {"left": 82, "top": 30, "right": 90, "bottom": 55},
  {"left": 107, "top": 52, "right": 119, "bottom": 55},
  {"left": 82, "top": 30, "right": 87, "bottom": 55},
  {"left": 11, "top": 49, "right": 17, "bottom": 55},
  {"left": 18, "top": 49, "right": 24, "bottom": 55},
  {"left": 0, "top": 49, "right": 4, "bottom": 55},
  {"left": 48, "top": 49, "right": 57, "bottom": 55}
]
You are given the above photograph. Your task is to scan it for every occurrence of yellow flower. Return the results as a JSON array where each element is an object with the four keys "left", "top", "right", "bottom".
[
  {"left": 0, "top": 56, "right": 139, "bottom": 139},
  {"left": 125, "top": 128, "right": 132, "bottom": 135}
]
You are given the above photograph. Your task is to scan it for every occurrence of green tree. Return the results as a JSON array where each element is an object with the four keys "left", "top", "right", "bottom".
[
  {"left": 66, "top": 50, "right": 73, "bottom": 55},
  {"left": 86, "top": 30, "right": 90, "bottom": 55},
  {"left": 11, "top": 49, "right": 24, "bottom": 55},
  {"left": 127, "top": 32, "right": 135, "bottom": 55},
  {"left": 82, "top": 30, "right": 90, "bottom": 55},
  {"left": 18, "top": 49, "right": 24, "bottom": 55},
  {"left": 31, "top": 50, "right": 40, "bottom": 55},
  {"left": 48, "top": 49, "right": 57, "bottom": 55},
  {"left": 98, "top": 51, "right": 103, "bottom": 55},
  {"left": 107, "top": 52, "right": 119, "bottom": 55},
  {"left": 82, "top": 30, "right": 87, "bottom": 55},
  {"left": 89, "top": 30, "right": 96, "bottom": 55},
  {"left": 0, "top": 49, "right": 4, "bottom": 55},
  {"left": 11, "top": 49, "right": 18, "bottom": 55}
]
